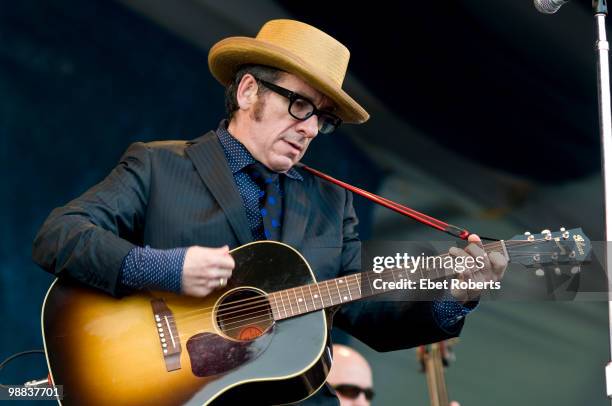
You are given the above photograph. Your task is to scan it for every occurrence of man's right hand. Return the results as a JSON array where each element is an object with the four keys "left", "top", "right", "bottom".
[{"left": 181, "top": 245, "right": 235, "bottom": 298}]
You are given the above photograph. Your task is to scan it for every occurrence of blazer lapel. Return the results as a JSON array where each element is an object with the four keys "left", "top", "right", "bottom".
[
  {"left": 185, "top": 131, "right": 253, "bottom": 246},
  {"left": 281, "top": 172, "right": 310, "bottom": 249}
]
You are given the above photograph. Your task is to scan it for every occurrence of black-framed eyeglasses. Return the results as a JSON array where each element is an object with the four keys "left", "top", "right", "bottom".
[
  {"left": 254, "top": 77, "right": 342, "bottom": 135},
  {"left": 333, "top": 384, "right": 375, "bottom": 401}
]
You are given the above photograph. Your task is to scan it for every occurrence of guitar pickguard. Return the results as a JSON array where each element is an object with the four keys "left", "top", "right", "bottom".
[{"left": 186, "top": 329, "right": 274, "bottom": 377}]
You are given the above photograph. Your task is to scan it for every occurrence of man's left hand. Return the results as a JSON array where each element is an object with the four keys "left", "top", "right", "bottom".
[{"left": 448, "top": 234, "right": 507, "bottom": 303}]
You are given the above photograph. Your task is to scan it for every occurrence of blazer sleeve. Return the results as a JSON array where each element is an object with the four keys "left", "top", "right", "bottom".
[
  {"left": 332, "top": 189, "right": 465, "bottom": 352},
  {"left": 32, "top": 142, "right": 152, "bottom": 297}
]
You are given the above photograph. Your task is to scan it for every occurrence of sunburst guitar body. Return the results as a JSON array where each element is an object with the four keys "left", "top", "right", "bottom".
[{"left": 42, "top": 241, "right": 331, "bottom": 405}]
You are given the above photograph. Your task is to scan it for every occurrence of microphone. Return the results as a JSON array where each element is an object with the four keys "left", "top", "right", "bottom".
[
  {"left": 534, "top": 0, "right": 570, "bottom": 14},
  {"left": 24, "top": 377, "right": 52, "bottom": 388}
]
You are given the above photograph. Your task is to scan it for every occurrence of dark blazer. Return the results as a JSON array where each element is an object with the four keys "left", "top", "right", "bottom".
[{"left": 33, "top": 130, "right": 463, "bottom": 404}]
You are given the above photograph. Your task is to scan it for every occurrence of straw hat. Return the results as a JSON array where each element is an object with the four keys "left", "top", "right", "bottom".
[{"left": 208, "top": 19, "right": 369, "bottom": 124}]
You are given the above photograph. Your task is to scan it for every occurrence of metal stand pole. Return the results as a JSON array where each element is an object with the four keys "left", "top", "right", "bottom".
[{"left": 594, "top": 0, "right": 612, "bottom": 400}]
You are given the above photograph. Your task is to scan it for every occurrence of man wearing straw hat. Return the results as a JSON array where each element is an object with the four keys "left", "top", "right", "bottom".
[{"left": 33, "top": 19, "right": 506, "bottom": 404}]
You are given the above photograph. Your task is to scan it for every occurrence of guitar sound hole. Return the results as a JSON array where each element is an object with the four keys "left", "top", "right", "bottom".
[{"left": 216, "top": 288, "right": 274, "bottom": 341}]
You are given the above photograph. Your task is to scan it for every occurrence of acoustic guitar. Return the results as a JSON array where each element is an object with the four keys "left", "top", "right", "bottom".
[{"left": 41, "top": 228, "right": 589, "bottom": 405}]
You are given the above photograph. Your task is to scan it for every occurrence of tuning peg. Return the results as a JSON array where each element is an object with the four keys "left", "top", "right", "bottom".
[
  {"left": 562, "top": 230, "right": 570, "bottom": 239},
  {"left": 535, "top": 269, "right": 545, "bottom": 277},
  {"left": 524, "top": 231, "right": 535, "bottom": 241},
  {"left": 571, "top": 266, "right": 581, "bottom": 274},
  {"left": 554, "top": 267, "right": 561, "bottom": 275},
  {"left": 541, "top": 229, "right": 552, "bottom": 240},
  {"left": 533, "top": 254, "right": 541, "bottom": 262},
  {"left": 560, "top": 227, "right": 566, "bottom": 232}
]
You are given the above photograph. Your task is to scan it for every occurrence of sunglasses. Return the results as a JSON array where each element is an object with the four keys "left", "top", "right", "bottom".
[{"left": 333, "top": 384, "right": 375, "bottom": 401}]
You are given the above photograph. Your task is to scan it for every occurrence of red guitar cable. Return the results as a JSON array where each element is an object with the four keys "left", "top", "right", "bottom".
[{"left": 301, "top": 165, "right": 497, "bottom": 241}]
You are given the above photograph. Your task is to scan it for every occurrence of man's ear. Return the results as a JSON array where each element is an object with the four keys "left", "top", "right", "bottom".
[{"left": 236, "top": 74, "right": 259, "bottom": 110}]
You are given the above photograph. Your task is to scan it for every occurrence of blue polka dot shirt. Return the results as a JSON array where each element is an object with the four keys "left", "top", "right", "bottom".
[
  {"left": 216, "top": 120, "right": 302, "bottom": 240},
  {"left": 119, "top": 121, "right": 475, "bottom": 329}
]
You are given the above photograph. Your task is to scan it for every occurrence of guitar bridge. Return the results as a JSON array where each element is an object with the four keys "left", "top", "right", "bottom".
[{"left": 151, "top": 299, "right": 182, "bottom": 372}]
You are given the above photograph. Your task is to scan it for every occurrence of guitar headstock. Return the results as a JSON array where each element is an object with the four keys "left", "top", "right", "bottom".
[
  {"left": 417, "top": 338, "right": 459, "bottom": 371},
  {"left": 507, "top": 227, "right": 591, "bottom": 273}
]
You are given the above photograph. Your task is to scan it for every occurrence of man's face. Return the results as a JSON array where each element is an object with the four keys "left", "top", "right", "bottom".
[
  {"left": 327, "top": 346, "right": 374, "bottom": 406},
  {"left": 232, "top": 72, "right": 334, "bottom": 172}
]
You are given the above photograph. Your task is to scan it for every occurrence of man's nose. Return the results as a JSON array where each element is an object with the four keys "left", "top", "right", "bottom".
[
  {"left": 348, "top": 392, "right": 369, "bottom": 406},
  {"left": 295, "top": 114, "right": 319, "bottom": 138}
]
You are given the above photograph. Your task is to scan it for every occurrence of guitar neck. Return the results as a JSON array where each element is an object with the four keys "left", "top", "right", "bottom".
[
  {"left": 268, "top": 240, "right": 509, "bottom": 321},
  {"left": 424, "top": 343, "right": 449, "bottom": 406}
]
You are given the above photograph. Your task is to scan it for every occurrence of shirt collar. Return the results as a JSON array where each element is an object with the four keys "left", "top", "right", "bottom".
[{"left": 216, "top": 120, "right": 303, "bottom": 181}]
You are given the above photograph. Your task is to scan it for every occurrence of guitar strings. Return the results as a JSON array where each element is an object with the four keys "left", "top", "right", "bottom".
[
  {"left": 170, "top": 237, "right": 564, "bottom": 324},
  {"left": 213, "top": 260, "right": 500, "bottom": 325},
  {"left": 170, "top": 248, "right": 570, "bottom": 329},
  {"left": 171, "top": 239, "right": 514, "bottom": 319},
  {"left": 174, "top": 268, "right": 498, "bottom": 340},
  {"left": 168, "top": 252, "right": 572, "bottom": 342},
  {"left": 192, "top": 254, "right": 577, "bottom": 338},
  {"left": 171, "top": 236, "right": 558, "bottom": 319}
]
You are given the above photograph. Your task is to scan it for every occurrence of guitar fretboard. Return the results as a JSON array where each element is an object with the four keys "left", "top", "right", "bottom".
[{"left": 268, "top": 241, "right": 509, "bottom": 320}]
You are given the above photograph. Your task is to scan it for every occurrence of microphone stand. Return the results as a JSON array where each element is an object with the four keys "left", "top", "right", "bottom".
[{"left": 593, "top": 0, "right": 612, "bottom": 401}]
